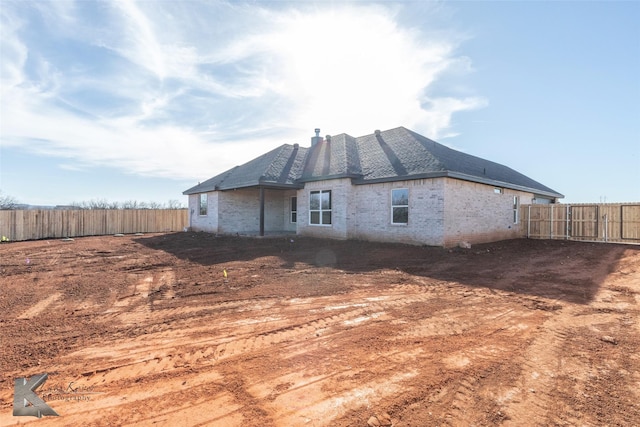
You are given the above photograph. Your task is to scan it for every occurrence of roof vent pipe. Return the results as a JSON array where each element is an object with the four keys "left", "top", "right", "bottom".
[
  {"left": 374, "top": 129, "right": 381, "bottom": 136},
  {"left": 311, "top": 128, "right": 323, "bottom": 147},
  {"left": 325, "top": 135, "right": 331, "bottom": 143}
]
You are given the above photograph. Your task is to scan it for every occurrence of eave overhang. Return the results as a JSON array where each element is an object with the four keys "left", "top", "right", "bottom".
[{"left": 352, "top": 171, "right": 564, "bottom": 199}]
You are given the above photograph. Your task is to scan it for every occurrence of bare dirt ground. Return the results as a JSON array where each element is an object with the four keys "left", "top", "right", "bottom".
[{"left": 0, "top": 233, "right": 639, "bottom": 426}]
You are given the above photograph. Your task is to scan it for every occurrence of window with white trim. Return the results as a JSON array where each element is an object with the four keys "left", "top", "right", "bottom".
[
  {"left": 290, "top": 196, "right": 297, "bottom": 223},
  {"left": 391, "top": 188, "right": 409, "bottom": 224},
  {"left": 513, "top": 195, "right": 520, "bottom": 224},
  {"left": 199, "top": 193, "right": 208, "bottom": 216},
  {"left": 309, "top": 190, "right": 331, "bottom": 225}
]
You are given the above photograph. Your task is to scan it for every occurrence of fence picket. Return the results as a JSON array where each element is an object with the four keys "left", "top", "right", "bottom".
[
  {"left": 522, "top": 203, "right": 640, "bottom": 244},
  {"left": 0, "top": 209, "right": 187, "bottom": 241}
]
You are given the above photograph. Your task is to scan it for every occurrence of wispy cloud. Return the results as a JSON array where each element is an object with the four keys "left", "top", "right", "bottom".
[{"left": 1, "top": 1, "right": 486, "bottom": 182}]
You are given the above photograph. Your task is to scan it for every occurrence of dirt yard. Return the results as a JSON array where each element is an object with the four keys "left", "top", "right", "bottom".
[{"left": 0, "top": 233, "right": 638, "bottom": 426}]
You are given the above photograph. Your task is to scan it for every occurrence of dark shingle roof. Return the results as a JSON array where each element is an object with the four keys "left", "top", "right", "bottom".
[
  {"left": 184, "top": 127, "right": 563, "bottom": 198},
  {"left": 299, "top": 133, "right": 362, "bottom": 181},
  {"left": 183, "top": 144, "right": 308, "bottom": 194},
  {"left": 354, "top": 128, "right": 563, "bottom": 197}
]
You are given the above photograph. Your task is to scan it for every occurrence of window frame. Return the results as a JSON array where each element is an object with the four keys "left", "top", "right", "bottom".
[
  {"left": 199, "top": 193, "right": 208, "bottom": 216},
  {"left": 513, "top": 195, "right": 520, "bottom": 224},
  {"left": 309, "top": 190, "right": 332, "bottom": 226},
  {"left": 290, "top": 196, "right": 297, "bottom": 223},
  {"left": 391, "top": 188, "right": 409, "bottom": 225}
]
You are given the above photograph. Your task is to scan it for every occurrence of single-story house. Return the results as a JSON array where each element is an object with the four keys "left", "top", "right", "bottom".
[{"left": 183, "top": 127, "right": 563, "bottom": 247}]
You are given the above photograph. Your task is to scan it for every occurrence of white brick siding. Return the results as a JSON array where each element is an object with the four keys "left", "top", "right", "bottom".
[
  {"left": 296, "top": 178, "right": 352, "bottom": 240},
  {"left": 442, "top": 179, "right": 532, "bottom": 246},
  {"left": 189, "top": 188, "right": 297, "bottom": 235},
  {"left": 186, "top": 177, "right": 539, "bottom": 246},
  {"left": 188, "top": 192, "right": 218, "bottom": 232},
  {"left": 351, "top": 178, "right": 446, "bottom": 246}
]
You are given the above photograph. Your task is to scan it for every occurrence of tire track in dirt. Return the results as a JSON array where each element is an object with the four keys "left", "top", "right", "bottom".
[
  {"left": 503, "top": 297, "right": 640, "bottom": 426},
  {"left": 443, "top": 377, "right": 479, "bottom": 426},
  {"left": 462, "top": 248, "right": 640, "bottom": 427},
  {"left": 39, "top": 287, "right": 441, "bottom": 425},
  {"left": 69, "top": 283, "right": 449, "bottom": 384},
  {"left": 501, "top": 322, "right": 583, "bottom": 427},
  {"left": 85, "top": 283, "right": 527, "bottom": 384},
  {"left": 4, "top": 234, "right": 639, "bottom": 427},
  {"left": 269, "top": 306, "right": 537, "bottom": 426},
  {"left": 17, "top": 292, "right": 62, "bottom": 319},
  {"left": 396, "top": 309, "right": 541, "bottom": 427},
  {"left": 4, "top": 276, "right": 545, "bottom": 426},
  {"left": 77, "top": 304, "right": 378, "bottom": 380},
  {"left": 83, "top": 288, "right": 541, "bottom": 426}
]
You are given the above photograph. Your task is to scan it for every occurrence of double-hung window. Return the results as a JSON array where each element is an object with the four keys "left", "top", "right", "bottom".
[
  {"left": 391, "top": 189, "right": 409, "bottom": 224},
  {"left": 309, "top": 190, "right": 331, "bottom": 225},
  {"left": 199, "top": 193, "right": 208, "bottom": 216}
]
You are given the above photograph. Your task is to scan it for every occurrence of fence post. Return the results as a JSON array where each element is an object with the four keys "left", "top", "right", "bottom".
[
  {"left": 565, "top": 205, "right": 569, "bottom": 239},
  {"left": 0, "top": 209, "right": 188, "bottom": 241},
  {"left": 550, "top": 204, "right": 554, "bottom": 239},
  {"left": 518, "top": 203, "right": 640, "bottom": 244}
]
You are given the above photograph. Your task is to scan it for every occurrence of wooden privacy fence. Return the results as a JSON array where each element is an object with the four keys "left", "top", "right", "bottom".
[
  {"left": 0, "top": 209, "right": 188, "bottom": 241},
  {"left": 522, "top": 203, "right": 640, "bottom": 244}
]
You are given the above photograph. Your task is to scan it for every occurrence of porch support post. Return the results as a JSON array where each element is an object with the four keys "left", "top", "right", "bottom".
[{"left": 259, "top": 186, "right": 265, "bottom": 236}]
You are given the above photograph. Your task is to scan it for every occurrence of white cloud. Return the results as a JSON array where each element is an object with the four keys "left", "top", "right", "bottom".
[
  {"left": 421, "top": 96, "right": 489, "bottom": 139},
  {"left": 0, "top": 1, "right": 486, "bottom": 183},
  {"left": 110, "top": 0, "right": 169, "bottom": 80},
  {"left": 0, "top": 8, "right": 28, "bottom": 89}
]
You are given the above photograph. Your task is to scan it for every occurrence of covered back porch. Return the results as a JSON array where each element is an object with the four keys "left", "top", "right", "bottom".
[{"left": 216, "top": 186, "right": 299, "bottom": 236}]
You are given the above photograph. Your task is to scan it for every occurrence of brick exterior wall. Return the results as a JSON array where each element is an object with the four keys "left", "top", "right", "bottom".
[
  {"left": 188, "top": 192, "right": 218, "bottom": 232},
  {"left": 188, "top": 188, "right": 297, "bottom": 234},
  {"left": 350, "top": 178, "right": 446, "bottom": 246},
  {"left": 187, "top": 177, "right": 538, "bottom": 246},
  {"left": 296, "top": 178, "right": 352, "bottom": 240},
  {"left": 442, "top": 179, "right": 533, "bottom": 247},
  {"left": 217, "top": 189, "right": 259, "bottom": 234}
]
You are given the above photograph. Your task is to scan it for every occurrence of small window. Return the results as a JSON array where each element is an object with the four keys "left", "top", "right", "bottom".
[
  {"left": 494, "top": 188, "right": 503, "bottom": 194},
  {"left": 199, "top": 193, "right": 208, "bottom": 216},
  {"left": 513, "top": 195, "right": 520, "bottom": 224},
  {"left": 290, "top": 196, "right": 297, "bottom": 223},
  {"left": 309, "top": 190, "right": 331, "bottom": 225},
  {"left": 391, "top": 189, "right": 409, "bottom": 224}
]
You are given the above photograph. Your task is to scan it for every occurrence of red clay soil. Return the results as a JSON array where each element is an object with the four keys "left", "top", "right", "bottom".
[{"left": 0, "top": 233, "right": 639, "bottom": 426}]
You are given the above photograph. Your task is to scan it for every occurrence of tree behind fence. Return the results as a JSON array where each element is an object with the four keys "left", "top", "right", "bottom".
[{"left": 0, "top": 209, "right": 188, "bottom": 241}]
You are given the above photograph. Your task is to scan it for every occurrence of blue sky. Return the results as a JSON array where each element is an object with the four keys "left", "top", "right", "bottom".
[{"left": 1, "top": 0, "right": 638, "bottom": 206}]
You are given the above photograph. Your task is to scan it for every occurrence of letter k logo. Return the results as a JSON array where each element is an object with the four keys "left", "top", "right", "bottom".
[{"left": 13, "top": 374, "right": 59, "bottom": 417}]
